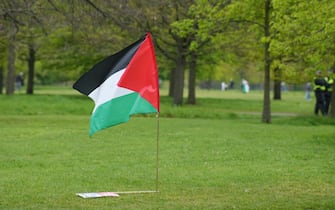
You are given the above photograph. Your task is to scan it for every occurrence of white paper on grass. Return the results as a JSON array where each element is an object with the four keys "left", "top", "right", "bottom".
[{"left": 76, "top": 192, "right": 119, "bottom": 198}]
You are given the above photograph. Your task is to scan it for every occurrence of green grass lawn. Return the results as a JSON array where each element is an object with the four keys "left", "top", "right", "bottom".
[{"left": 1, "top": 86, "right": 334, "bottom": 209}]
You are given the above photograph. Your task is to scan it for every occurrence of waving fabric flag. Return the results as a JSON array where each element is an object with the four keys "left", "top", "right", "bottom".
[{"left": 73, "top": 33, "right": 160, "bottom": 136}]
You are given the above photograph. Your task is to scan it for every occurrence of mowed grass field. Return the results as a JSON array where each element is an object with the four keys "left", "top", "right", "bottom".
[{"left": 1, "top": 86, "right": 335, "bottom": 209}]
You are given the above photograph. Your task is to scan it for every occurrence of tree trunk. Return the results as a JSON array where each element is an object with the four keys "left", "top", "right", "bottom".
[
  {"left": 173, "top": 54, "right": 186, "bottom": 105},
  {"left": 6, "top": 23, "right": 16, "bottom": 95},
  {"left": 262, "top": 0, "right": 271, "bottom": 123},
  {"left": 273, "top": 67, "right": 281, "bottom": 100},
  {"left": 187, "top": 51, "right": 197, "bottom": 104},
  {"left": 169, "top": 68, "right": 175, "bottom": 97},
  {"left": 273, "top": 80, "right": 281, "bottom": 100},
  {"left": 0, "top": 66, "right": 3, "bottom": 94},
  {"left": 26, "top": 45, "right": 35, "bottom": 95}
]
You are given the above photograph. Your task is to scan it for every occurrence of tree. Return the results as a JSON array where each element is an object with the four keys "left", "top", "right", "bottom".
[
  {"left": 17, "top": 1, "right": 49, "bottom": 94},
  {"left": 262, "top": 0, "right": 271, "bottom": 123},
  {"left": 0, "top": 21, "right": 6, "bottom": 94},
  {"left": 0, "top": 1, "right": 21, "bottom": 95},
  {"left": 153, "top": 1, "right": 194, "bottom": 105},
  {"left": 6, "top": 21, "right": 16, "bottom": 95},
  {"left": 224, "top": 0, "right": 272, "bottom": 122},
  {"left": 187, "top": 1, "right": 232, "bottom": 104},
  {"left": 0, "top": 0, "right": 51, "bottom": 94},
  {"left": 105, "top": 0, "right": 194, "bottom": 105}
]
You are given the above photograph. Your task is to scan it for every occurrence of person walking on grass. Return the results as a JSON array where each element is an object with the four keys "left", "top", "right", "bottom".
[
  {"left": 313, "top": 70, "right": 327, "bottom": 116},
  {"left": 241, "top": 78, "right": 249, "bottom": 93},
  {"left": 15, "top": 72, "right": 24, "bottom": 91},
  {"left": 305, "top": 82, "right": 312, "bottom": 101}
]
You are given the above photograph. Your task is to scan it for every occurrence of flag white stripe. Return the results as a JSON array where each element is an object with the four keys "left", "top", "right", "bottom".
[{"left": 88, "top": 68, "right": 134, "bottom": 113}]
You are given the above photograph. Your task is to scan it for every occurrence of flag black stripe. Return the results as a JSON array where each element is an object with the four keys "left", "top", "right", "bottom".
[{"left": 73, "top": 35, "right": 146, "bottom": 96}]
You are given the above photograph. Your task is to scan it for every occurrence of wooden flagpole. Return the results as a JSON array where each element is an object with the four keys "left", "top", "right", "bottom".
[{"left": 155, "top": 113, "right": 160, "bottom": 192}]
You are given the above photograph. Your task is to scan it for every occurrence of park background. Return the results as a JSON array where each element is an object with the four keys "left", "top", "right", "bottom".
[
  {"left": 1, "top": 1, "right": 335, "bottom": 209},
  {"left": 1, "top": 1, "right": 335, "bottom": 114}
]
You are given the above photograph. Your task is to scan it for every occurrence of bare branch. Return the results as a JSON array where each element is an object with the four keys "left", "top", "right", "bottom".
[{"left": 84, "top": 0, "right": 107, "bottom": 17}]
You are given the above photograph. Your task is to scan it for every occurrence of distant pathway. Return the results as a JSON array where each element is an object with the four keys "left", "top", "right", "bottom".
[{"left": 239, "top": 112, "right": 298, "bottom": 117}]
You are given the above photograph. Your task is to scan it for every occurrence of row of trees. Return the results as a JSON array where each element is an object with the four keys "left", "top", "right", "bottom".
[{"left": 1, "top": 0, "right": 335, "bottom": 120}]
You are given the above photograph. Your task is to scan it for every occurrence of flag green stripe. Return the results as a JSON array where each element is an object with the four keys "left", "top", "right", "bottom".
[{"left": 89, "top": 92, "right": 157, "bottom": 136}]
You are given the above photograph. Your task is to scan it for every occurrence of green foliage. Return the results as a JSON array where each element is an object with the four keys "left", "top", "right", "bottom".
[
  {"left": 171, "top": 19, "right": 194, "bottom": 39},
  {"left": 271, "top": 0, "right": 335, "bottom": 76}
]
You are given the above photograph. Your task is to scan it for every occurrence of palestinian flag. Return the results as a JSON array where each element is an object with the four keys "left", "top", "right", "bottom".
[{"left": 73, "top": 33, "right": 160, "bottom": 136}]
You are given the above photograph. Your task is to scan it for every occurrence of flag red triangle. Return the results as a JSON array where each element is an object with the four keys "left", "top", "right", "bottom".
[{"left": 118, "top": 33, "right": 160, "bottom": 112}]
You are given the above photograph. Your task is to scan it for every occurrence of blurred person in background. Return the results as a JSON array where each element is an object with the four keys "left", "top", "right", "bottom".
[
  {"left": 313, "top": 70, "right": 326, "bottom": 116},
  {"left": 15, "top": 72, "right": 24, "bottom": 91},
  {"left": 305, "top": 82, "right": 312, "bottom": 101},
  {"left": 324, "top": 69, "right": 334, "bottom": 115}
]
